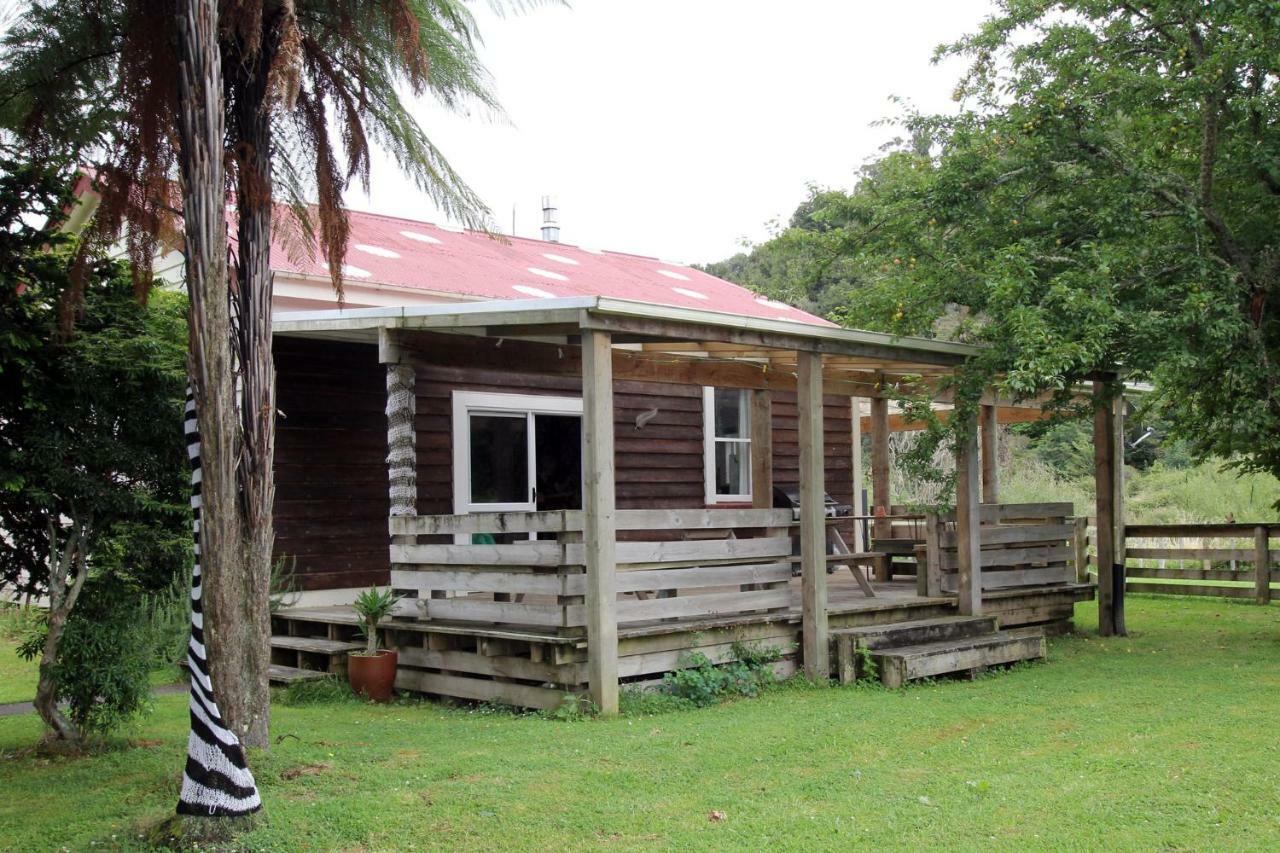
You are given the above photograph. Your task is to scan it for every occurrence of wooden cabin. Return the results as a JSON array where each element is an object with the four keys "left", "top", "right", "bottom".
[{"left": 269, "top": 296, "right": 1125, "bottom": 713}]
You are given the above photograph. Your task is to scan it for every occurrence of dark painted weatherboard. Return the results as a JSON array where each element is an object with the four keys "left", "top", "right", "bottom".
[{"left": 273, "top": 335, "right": 855, "bottom": 591}]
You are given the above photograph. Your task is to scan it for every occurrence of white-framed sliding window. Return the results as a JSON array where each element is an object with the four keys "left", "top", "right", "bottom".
[
  {"left": 702, "top": 386, "right": 752, "bottom": 504},
  {"left": 451, "top": 391, "right": 584, "bottom": 518}
]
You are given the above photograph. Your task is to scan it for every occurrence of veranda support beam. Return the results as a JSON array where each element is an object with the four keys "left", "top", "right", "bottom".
[
  {"left": 980, "top": 404, "right": 1000, "bottom": 504},
  {"left": 850, "top": 397, "right": 865, "bottom": 551},
  {"left": 380, "top": 329, "right": 417, "bottom": 518},
  {"left": 797, "top": 351, "right": 829, "bottom": 679},
  {"left": 750, "top": 390, "right": 773, "bottom": 509},
  {"left": 869, "top": 395, "right": 891, "bottom": 543},
  {"left": 582, "top": 329, "right": 619, "bottom": 714},
  {"left": 1112, "top": 393, "right": 1127, "bottom": 587},
  {"left": 1093, "top": 381, "right": 1126, "bottom": 636},
  {"left": 955, "top": 415, "right": 983, "bottom": 616}
]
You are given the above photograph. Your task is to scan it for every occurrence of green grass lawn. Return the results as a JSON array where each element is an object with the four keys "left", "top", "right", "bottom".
[
  {"left": 0, "top": 609, "right": 39, "bottom": 705},
  {"left": 3, "top": 595, "right": 1280, "bottom": 851},
  {"left": 0, "top": 645, "right": 37, "bottom": 705}
]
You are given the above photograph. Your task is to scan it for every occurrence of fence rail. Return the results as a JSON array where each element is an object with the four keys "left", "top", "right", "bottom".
[{"left": 1082, "top": 522, "right": 1278, "bottom": 604}]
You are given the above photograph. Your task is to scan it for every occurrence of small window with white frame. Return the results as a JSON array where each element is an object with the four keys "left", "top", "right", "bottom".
[{"left": 703, "top": 387, "right": 752, "bottom": 504}]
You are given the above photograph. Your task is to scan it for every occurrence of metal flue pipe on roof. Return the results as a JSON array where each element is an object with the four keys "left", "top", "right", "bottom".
[{"left": 541, "top": 195, "right": 560, "bottom": 242}]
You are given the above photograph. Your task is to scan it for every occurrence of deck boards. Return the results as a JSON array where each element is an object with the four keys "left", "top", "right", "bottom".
[
  {"left": 278, "top": 576, "right": 1079, "bottom": 642},
  {"left": 275, "top": 578, "right": 1093, "bottom": 709}
]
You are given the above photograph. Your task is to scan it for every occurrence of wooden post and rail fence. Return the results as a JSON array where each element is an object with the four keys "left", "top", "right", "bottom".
[{"left": 1077, "top": 521, "right": 1278, "bottom": 604}]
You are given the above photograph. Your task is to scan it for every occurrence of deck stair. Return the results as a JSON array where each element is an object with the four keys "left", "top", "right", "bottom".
[
  {"left": 832, "top": 616, "right": 1045, "bottom": 687},
  {"left": 268, "top": 663, "right": 333, "bottom": 685},
  {"left": 269, "top": 634, "right": 363, "bottom": 681}
]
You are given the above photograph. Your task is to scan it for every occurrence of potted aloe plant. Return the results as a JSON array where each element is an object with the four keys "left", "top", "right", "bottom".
[{"left": 348, "top": 586, "right": 402, "bottom": 702}]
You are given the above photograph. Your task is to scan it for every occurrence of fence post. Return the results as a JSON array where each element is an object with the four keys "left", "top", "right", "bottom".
[
  {"left": 922, "top": 512, "right": 943, "bottom": 597},
  {"left": 1074, "top": 517, "right": 1089, "bottom": 583},
  {"left": 1255, "top": 526, "right": 1271, "bottom": 606}
]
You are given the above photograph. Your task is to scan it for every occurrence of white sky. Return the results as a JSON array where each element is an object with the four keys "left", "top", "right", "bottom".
[{"left": 350, "top": 0, "right": 996, "bottom": 265}]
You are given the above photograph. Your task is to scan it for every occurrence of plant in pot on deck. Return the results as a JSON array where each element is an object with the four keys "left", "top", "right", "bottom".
[{"left": 348, "top": 587, "right": 403, "bottom": 702}]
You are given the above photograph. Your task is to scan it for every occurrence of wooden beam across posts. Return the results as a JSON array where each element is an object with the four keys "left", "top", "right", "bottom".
[
  {"left": 980, "top": 404, "right": 1000, "bottom": 504},
  {"left": 850, "top": 397, "right": 865, "bottom": 551},
  {"left": 1254, "top": 526, "right": 1271, "bottom": 606},
  {"left": 582, "top": 329, "right": 619, "bottom": 714},
  {"left": 870, "top": 394, "right": 891, "bottom": 544},
  {"left": 954, "top": 415, "right": 983, "bottom": 616},
  {"left": 1093, "top": 380, "right": 1125, "bottom": 636},
  {"left": 797, "top": 351, "right": 829, "bottom": 679},
  {"left": 750, "top": 390, "right": 773, "bottom": 509}
]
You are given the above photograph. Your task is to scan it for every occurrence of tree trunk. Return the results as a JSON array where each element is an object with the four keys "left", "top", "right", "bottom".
[
  {"left": 213, "top": 13, "right": 280, "bottom": 751},
  {"left": 33, "top": 519, "right": 88, "bottom": 742},
  {"left": 172, "top": 0, "right": 262, "bottom": 830}
]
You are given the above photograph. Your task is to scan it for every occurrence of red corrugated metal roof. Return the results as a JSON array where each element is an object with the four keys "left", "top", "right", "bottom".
[{"left": 272, "top": 209, "right": 834, "bottom": 326}]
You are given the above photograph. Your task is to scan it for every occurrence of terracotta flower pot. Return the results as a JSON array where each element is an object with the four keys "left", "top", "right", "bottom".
[{"left": 347, "top": 649, "right": 398, "bottom": 702}]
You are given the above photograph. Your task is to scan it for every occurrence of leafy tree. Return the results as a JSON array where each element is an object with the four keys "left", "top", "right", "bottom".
[
  {"left": 712, "top": 1, "right": 1280, "bottom": 494},
  {"left": 0, "top": 158, "right": 189, "bottom": 741},
  {"left": 0, "top": 0, "right": 524, "bottom": 747}
]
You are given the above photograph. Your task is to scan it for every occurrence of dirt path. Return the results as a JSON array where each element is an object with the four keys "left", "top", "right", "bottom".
[{"left": 0, "top": 682, "right": 187, "bottom": 718}]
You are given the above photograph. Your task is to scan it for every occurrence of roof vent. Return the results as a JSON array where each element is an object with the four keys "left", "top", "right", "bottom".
[{"left": 541, "top": 195, "right": 560, "bottom": 243}]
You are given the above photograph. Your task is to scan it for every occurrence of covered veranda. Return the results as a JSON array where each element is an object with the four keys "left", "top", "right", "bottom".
[{"left": 275, "top": 297, "right": 1123, "bottom": 712}]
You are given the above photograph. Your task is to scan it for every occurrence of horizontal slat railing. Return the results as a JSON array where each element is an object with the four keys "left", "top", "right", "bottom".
[
  {"left": 389, "top": 508, "right": 796, "bottom": 631},
  {"left": 1110, "top": 523, "right": 1277, "bottom": 604},
  {"left": 389, "top": 508, "right": 794, "bottom": 537},
  {"left": 925, "top": 503, "right": 1079, "bottom": 596}
]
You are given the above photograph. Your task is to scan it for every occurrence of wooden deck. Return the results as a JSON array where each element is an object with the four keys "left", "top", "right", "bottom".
[{"left": 274, "top": 576, "right": 1093, "bottom": 710}]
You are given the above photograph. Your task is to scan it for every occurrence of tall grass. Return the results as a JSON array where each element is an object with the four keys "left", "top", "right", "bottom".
[
  {"left": 1124, "top": 463, "right": 1280, "bottom": 523},
  {"left": 998, "top": 455, "right": 1280, "bottom": 523}
]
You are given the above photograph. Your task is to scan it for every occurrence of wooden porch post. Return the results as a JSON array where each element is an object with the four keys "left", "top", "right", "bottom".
[
  {"left": 750, "top": 390, "right": 773, "bottom": 509},
  {"left": 797, "top": 351, "right": 829, "bottom": 679},
  {"left": 980, "top": 403, "right": 1000, "bottom": 504},
  {"left": 1093, "top": 380, "right": 1125, "bottom": 636},
  {"left": 955, "top": 414, "right": 982, "bottom": 616},
  {"left": 380, "top": 329, "right": 417, "bottom": 519},
  {"left": 869, "top": 394, "right": 891, "bottom": 543},
  {"left": 582, "top": 329, "right": 619, "bottom": 714},
  {"left": 1112, "top": 393, "right": 1127, "bottom": 593},
  {"left": 850, "top": 397, "right": 864, "bottom": 551}
]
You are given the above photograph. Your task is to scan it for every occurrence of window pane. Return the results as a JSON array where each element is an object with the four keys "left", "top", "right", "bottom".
[
  {"left": 714, "top": 388, "right": 750, "bottom": 439},
  {"left": 534, "top": 413, "right": 582, "bottom": 511},
  {"left": 714, "top": 440, "right": 750, "bottom": 496},
  {"left": 470, "top": 414, "right": 528, "bottom": 504}
]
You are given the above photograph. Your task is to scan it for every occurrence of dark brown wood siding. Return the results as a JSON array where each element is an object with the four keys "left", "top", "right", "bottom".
[
  {"left": 273, "top": 335, "right": 858, "bottom": 591},
  {"left": 274, "top": 337, "right": 389, "bottom": 591}
]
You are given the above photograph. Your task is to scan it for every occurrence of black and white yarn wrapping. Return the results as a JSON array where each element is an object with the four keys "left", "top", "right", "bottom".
[
  {"left": 177, "top": 388, "right": 262, "bottom": 817},
  {"left": 385, "top": 363, "right": 417, "bottom": 517}
]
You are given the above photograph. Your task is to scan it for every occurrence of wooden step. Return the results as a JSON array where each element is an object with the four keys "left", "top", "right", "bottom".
[
  {"left": 271, "top": 635, "right": 363, "bottom": 655},
  {"left": 831, "top": 616, "right": 998, "bottom": 683},
  {"left": 870, "top": 629, "right": 1046, "bottom": 689},
  {"left": 268, "top": 664, "right": 333, "bottom": 685}
]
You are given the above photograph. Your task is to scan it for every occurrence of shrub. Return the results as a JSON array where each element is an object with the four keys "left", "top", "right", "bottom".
[
  {"left": 18, "top": 578, "right": 160, "bottom": 738},
  {"left": 661, "top": 642, "right": 783, "bottom": 708},
  {"left": 278, "top": 676, "right": 357, "bottom": 706}
]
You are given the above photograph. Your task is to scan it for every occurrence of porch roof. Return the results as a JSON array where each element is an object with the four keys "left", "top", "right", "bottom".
[
  {"left": 274, "top": 296, "right": 1065, "bottom": 428},
  {"left": 274, "top": 295, "right": 978, "bottom": 371}
]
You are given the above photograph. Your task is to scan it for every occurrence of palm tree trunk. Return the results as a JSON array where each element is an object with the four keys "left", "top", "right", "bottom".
[
  {"left": 218, "top": 15, "right": 278, "bottom": 751},
  {"left": 173, "top": 0, "right": 266, "bottom": 796}
]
